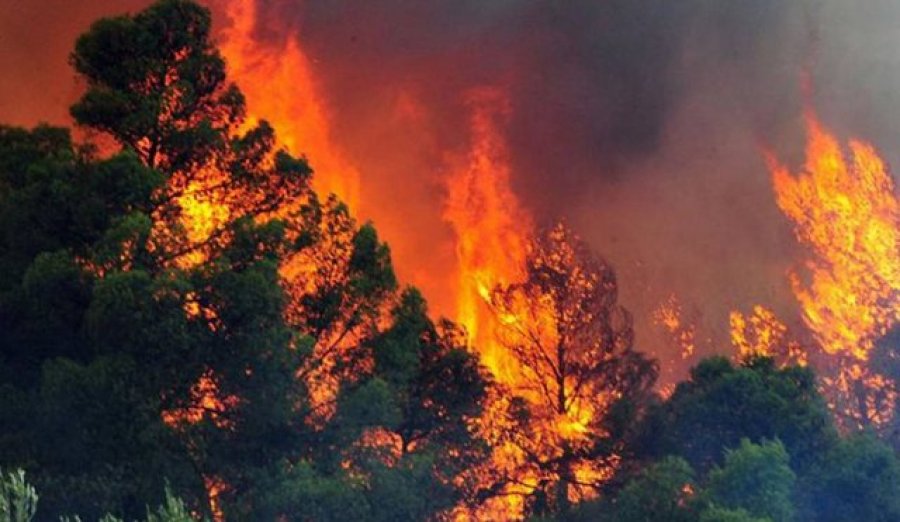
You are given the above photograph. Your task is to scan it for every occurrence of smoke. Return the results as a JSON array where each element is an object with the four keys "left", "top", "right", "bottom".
[
  {"left": 0, "top": 0, "right": 149, "bottom": 126},
  {"left": 4, "top": 0, "right": 900, "bottom": 379}
]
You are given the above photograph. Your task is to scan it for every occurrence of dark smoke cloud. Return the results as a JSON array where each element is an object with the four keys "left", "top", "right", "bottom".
[{"left": 4, "top": 0, "right": 900, "bottom": 378}]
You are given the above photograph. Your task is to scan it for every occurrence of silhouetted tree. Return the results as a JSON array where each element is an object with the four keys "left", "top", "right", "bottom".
[
  {"left": 0, "top": 1, "right": 482, "bottom": 518},
  {"left": 71, "top": 0, "right": 311, "bottom": 265}
]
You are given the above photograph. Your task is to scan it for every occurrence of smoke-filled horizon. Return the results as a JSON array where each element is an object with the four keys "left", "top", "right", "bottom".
[{"left": 3, "top": 0, "right": 900, "bottom": 381}]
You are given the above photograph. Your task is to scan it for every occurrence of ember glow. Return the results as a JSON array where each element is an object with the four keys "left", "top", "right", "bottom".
[
  {"left": 162, "top": 371, "right": 236, "bottom": 520},
  {"left": 653, "top": 294, "right": 698, "bottom": 360},
  {"left": 175, "top": 171, "right": 231, "bottom": 268}
]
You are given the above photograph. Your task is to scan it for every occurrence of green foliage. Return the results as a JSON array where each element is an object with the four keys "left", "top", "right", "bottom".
[
  {"left": 365, "top": 454, "right": 458, "bottom": 522},
  {"left": 67, "top": 487, "right": 199, "bottom": 522},
  {"left": 251, "top": 462, "right": 369, "bottom": 522},
  {"left": 698, "top": 506, "right": 771, "bottom": 522},
  {"left": 143, "top": 488, "right": 195, "bottom": 522},
  {"left": 650, "top": 356, "right": 835, "bottom": 472},
  {"left": 607, "top": 456, "right": 697, "bottom": 522},
  {"left": 0, "top": 0, "right": 314, "bottom": 517},
  {"left": 799, "top": 433, "right": 900, "bottom": 522},
  {"left": 872, "top": 327, "right": 900, "bottom": 448},
  {"left": 0, "top": 127, "right": 161, "bottom": 385},
  {"left": 336, "top": 378, "right": 402, "bottom": 436},
  {"left": 706, "top": 439, "right": 795, "bottom": 522},
  {"left": 0, "top": 469, "right": 37, "bottom": 522},
  {"left": 320, "top": 288, "right": 490, "bottom": 515},
  {"left": 70, "top": 0, "right": 241, "bottom": 173},
  {"left": 33, "top": 354, "right": 199, "bottom": 519},
  {"left": 369, "top": 289, "right": 487, "bottom": 455},
  {"left": 567, "top": 441, "right": 794, "bottom": 522}
]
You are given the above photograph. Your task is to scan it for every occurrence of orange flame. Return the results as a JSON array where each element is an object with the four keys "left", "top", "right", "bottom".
[
  {"left": 203, "top": 475, "right": 226, "bottom": 522},
  {"left": 219, "top": 0, "right": 361, "bottom": 209},
  {"left": 444, "top": 91, "right": 617, "bottom": 518},
  {"left": 653, "top": 294, "right": 697, "bottom": 360},
  {"left": 161, "top": 371, "right": 236, "bottom": 521},
  {"left": 729, "top": 305, "right": 807, "bottom": 366},
  {"left": 161, "top": 371, "right": 238, "bottom": 430},
  {"left": 769, "top": 112, "right": 900, "bottom": 361},
  {"left": 768, "top": 111, "right": 899, "bottom": 427},
  {"left": 442, "top": 89, "right": 541, "bottom": 518},
  {"left": 443, "top": 86, "right": 532, "bottom": 378}
]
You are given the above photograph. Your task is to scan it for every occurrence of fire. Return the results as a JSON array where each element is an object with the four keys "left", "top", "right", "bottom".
[
  {"left": 768, "top": 113, "right": 900, "bottom": 361},
  {"left": 444, "top": 99, "right": 638, "bottom": 516},
  {"left": 174, "top": 169, "right": 231, "bottom": 268},
  {"left": 176, "top": 7, "right": 616, "bottom": 516},
  {"left": 161, "top": 370, "right": 238, "bottom": 430},
  {"left": 443, "top": 86, "right": 532, "bottom": 378},
  {"left": 218, "top": 0, "right": 361, "bottom": 209},
  {"left": 441, "top": 90, "right": 538, "bottom": 517},
  {"left": 442, "top": 90, "right": 540, "bottom": 516},
  {"left": 768, "top": 111, "right": 900, "bottom": 426},
  {"left": 653, "top": 294, "right": 697, "bottom": 360},
  {"left": 729, "top": 305, "right": 807, "bottom": 366},
  {"left": 161, "top": 371, "right": 236, "bottom": 521},
  {"left": 203, "top": 475, "right": 226, "bottom": 522},
  {"left": 214, "top": 1, "right": 379, "bottom": 423}
]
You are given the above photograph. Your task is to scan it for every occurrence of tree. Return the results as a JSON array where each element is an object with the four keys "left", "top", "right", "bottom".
[
  {"left": 0, "top": 0, "right": 318, "bottom": 518},
  {"left": 294, "top": 288, "right": 490, "bottom": 520},
  {"left": 0, "top": 125, "right": 205, "bottom": 519},
  {"left": 698, "top": 507, "right": 770, "bottom": 522},
  {"left": 0, "top": 127, "right": 162, "bottom": 384},
  {"left": 233, "top": 287, "right": 492, "bottom": 522},
  {"left": 705, "top": 439, "right": 796, "bottom": 522},
  {"left": 798, "top": 433, "right": 900, "bottom": 522},
  {"left": 649, "top": 356, "right": 835, "bottom": 473},
  {"left": 565, "top": 441, "right": 795, "bottom": 522},
  {"left": 871, "top": 326, "right": 900, "bottom": 448},
  {"left": 365, "top": 289, "right": 487, "bottom": 462},
  {"left": 1, "top": 467, "right": 199, "bottom": 522},
  {"left": 604, "top": 457, "right": 696, "bottom": 522},
  {"left": 0, "top": 1, "right": 496, "bottom": 518},
  {"left": 70, "top": 0, "right": 311, "bottom": 266},
  {"left": 282, "top": 201, "right": 398, "bottom": 423},
  {"left": 245, "top": 461, "right": 370, "bottom": 522},
  {"left": 0, "top": 469, "right": 38, "bottom": 522},
  {"left": 484, "top": 222, "right": 657, "bottom": 514},
  {"left": 62, "top": 1, "right": 323, "bottom": 516}
]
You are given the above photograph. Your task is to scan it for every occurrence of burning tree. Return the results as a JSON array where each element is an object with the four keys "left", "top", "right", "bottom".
[
  {"left": 5, "top": 1, "right": 489, "bottom": 518},
  {"left": 7, "top": 0, "right": 394, "bottom": 517},
  {"left": 768, "top": 112, "right": 900, "bottom": 429},
  {"left": 481, "top": 222, "right": 657, "bottom": 516}
]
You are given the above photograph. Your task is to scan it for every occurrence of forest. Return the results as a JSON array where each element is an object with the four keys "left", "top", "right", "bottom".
[{"left": 2, "top": 1, "right": 900, "bottom": 521}]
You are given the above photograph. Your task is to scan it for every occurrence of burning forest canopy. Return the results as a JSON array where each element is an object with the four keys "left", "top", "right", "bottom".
[{"left": 2, "top": 0, "right": 900, "bottom": 520}]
